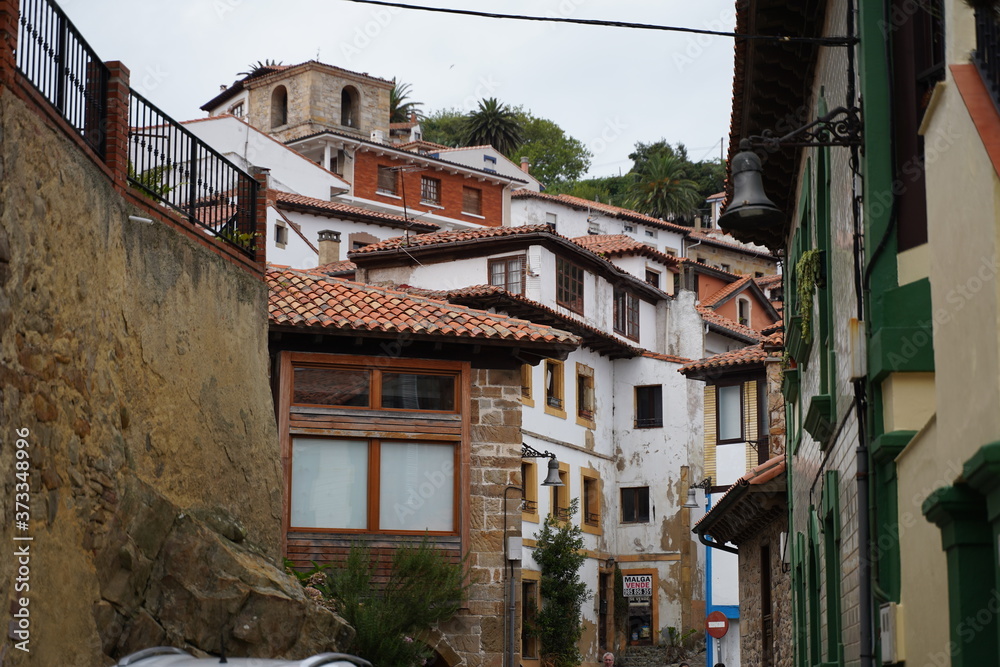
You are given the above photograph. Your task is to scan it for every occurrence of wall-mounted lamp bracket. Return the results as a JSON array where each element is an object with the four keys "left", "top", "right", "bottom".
[{"left": 741, "top": 105, "right": 863, "bottom": 151}]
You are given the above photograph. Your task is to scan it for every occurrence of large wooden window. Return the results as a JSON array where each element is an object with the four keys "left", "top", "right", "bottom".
[
  {"left": 377, "top": 166, "right": 398, "bottom": 195},
  {"left": 556, "top": 257, "right": 584, "bottom": 313},
  {"left": 284, "top": 354, "right": 466, "bottom": 539},
  {"left": 490, "top": 255, "right": 526, "bottom": 294},
  {"left": 613, "top": 288, "right": 640, "bottom": 340},
  {"left": 520, "top": 363, "right": 534, "bottom": 406},
  {"left": 290, "top": 438, "right": 455, "bottom": 532},
  {"left": 462, "top": 186, "right": 482, "bottom": 215}
]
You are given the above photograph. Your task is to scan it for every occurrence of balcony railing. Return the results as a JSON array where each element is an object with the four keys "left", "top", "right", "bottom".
[
  {"left": 128, "top": 89, "right": 258, "bottom": 258},
  {"left": 16, "top": 0, "right": 108, "bottom": 157},
  {"left": 974, "top": 7, "right": 1000, "bottom": 115}
]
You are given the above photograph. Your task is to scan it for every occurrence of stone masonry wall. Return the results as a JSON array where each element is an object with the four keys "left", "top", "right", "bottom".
[
  {"left": 0, "top": 79, "right": 320, "bottom": 662},
  {"left": 429, "top": 367, "right": 521, "bottom": 667},
  {"left": 738, "top": 517, "right": 792, "bottom": 667}
]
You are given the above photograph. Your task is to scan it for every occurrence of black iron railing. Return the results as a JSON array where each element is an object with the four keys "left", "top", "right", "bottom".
[
  {"left": 128, "top": 89, "right": 258, "bottom": 257},
  {"left": 974, "top": 8, "right": 1000, "bottom": 115},
  {"left": 15, "top": 0, "right": 108, "bottom": 157}
]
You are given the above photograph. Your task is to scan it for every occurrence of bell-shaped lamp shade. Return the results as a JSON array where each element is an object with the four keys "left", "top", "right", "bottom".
[
  {"left": 542, "top": 457, "right": 564, "bottom": 486},
  {"left": 719, "top": 148, "right": 785, "bottom": 235},
  {"left": 682, "top": 488, "right": 700, "bottom": 509}
]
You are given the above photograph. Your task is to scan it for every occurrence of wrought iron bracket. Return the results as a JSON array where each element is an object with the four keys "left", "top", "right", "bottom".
[
  {"left": 741, "top": 106, "right": 863, "bottom": 150},
  {"left": 691, "top": 477, "right": 713, "bottom": 491},
  {"left": 521, "top": 443, "right": 555, "bottom": 459}
]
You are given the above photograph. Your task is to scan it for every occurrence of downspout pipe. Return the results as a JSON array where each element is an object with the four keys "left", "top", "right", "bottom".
[{"left": 504, "top": 485, "right": 523, "bottom": 667}]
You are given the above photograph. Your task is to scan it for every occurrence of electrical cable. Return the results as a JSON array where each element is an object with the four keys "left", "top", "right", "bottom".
[{"left": 336, "top": 0, "right": 858, "bottom": 45}]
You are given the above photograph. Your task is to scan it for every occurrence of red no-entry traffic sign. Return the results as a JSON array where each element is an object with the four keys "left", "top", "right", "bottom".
[{"left": 706, "top": 610, "right": 730, "bottom": 639}]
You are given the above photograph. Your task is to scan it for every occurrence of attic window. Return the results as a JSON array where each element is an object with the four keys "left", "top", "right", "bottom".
[
  {"left": 738, "top": 297, "right": 752, "bottom": 326},
  {"left": 229, "top": 102, "right": 244, "bottom": 118},
  {"left": 624, "top": 223, "right": 635, "bottom": 233}
]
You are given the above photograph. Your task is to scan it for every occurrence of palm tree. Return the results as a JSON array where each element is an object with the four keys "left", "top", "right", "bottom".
[
  {"left": 463, "top": 98, "right": 524, "bottom": 155},
  {"left": 390, "top": 81, "right": 423, "bottom": 124},
  {"left": 627, "top": 153, "right": 702, "bottom": 221}
]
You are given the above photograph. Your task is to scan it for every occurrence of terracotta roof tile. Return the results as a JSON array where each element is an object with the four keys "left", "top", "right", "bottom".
[
  {"left": 268, "top": 267, "right": 579, "bottom": 347},
  {"left": 697, "top": 304, "right": 763, "bottom": 342},
  {"left": 687, "top": 230, "right": 777, "bottom": 258},
  {"left": 642, "top": 351, "right": 693, "bottom": 364},
  {"left": 317, "top": 260, "right": 357, "bottom": 276},
  {"left": 512, "top": 191, "right": 693, "bottom": 234},
  {"left": 702, "top": 275, "right": 753, "bottom": 307},
  {"left": 572, "top": 234, "right": 681, "bottom": 270},
  {"left": 754, "top": 273, "right": 783, "bottom": 289},
  {"left": 273, "top": 191, "right": 439, "bottom": 231},
  {"left": 692, "top": 454, "right": 787, "bottom": 532},
  {"left": 351, "top": 224, "right": 555, "bottom": 254},
  {"left": 400, "top": 284, "right": 644, "bottom": 359},
  {"left": 678, "top": 344, "right": 768, "bottom": 376}
]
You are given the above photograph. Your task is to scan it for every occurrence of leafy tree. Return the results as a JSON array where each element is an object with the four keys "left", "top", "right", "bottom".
[
  {"left": 509, "top": 112, "right": 592, "bottom": 187},
  {"left": 630, "top": 140, "right": 726, "bottom": 211},
  {"left": 303, "top": 539, "right": 469, "bottom": 667},
  {"left": 390, "top": 81, "right": 423, "bottom": 124},
  {"left": 421, "top": 108, "right": 467, "bottom": 147},
  {"left": 547, "top": 175, "right": 631, "bottom": 207},
  {"left": 532, "top": 499, "right": 589, "bottom": 667},
  {"left": 626, "top": 152, "right": 703, "bottom": 221},
  {"left": 463, "top": 97, "right": 524, "bottom": 155}
]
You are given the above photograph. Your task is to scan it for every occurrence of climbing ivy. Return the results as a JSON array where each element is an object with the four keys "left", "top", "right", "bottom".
[{"left": 796, "top": 248, "right": 822, "bottom": 344}]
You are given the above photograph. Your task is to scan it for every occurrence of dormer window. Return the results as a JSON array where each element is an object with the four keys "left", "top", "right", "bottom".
[{"left": 738, "top": 297, "right": 752, "bottom": 326}]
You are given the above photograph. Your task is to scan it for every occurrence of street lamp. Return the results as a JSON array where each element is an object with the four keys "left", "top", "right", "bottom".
[
  {"left": 682, "top": 477, "right": 713, "bottom": 509},
  {"left": 521, "top": 443, "right": 564, "bottom": 487}
]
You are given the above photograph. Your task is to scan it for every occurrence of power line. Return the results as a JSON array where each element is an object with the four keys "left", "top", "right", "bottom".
[{"left": 337, "top": 0, "right": 856, "bottom": 45}]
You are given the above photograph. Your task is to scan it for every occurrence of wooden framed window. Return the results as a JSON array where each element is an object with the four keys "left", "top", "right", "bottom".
[
  {"left": 550, "top": 461, "right": 571, "bottom": 521},
  {"left": 576, "top": 363, "right": 595, "bottom": 425},
  {"left": 377, "top": 166, "right": 398, "bottom": 195},
  {"left": 462, "top": 186, "right": 482, "bottom": 215},
  {"left": 581, "top": 468, "right": 601, "bottom": 534},
  {"left": 621, "top": 486, "right": 650, "bottom": 523},
  {"left": 613, "top": 288, "right": 640, "bottom": 340},
  {"left": 737, "top": 297, "right": 751, "bottom": 326},
  {"left": 420, "top": 176, "right": 441, "bottom": 205},
  {"left": 544, "top": 360, "right": 565, "bottom": 418},
  {"left": 275, "top": 221, "right": 288, "bottom": 248},
  {"left": 634, "top": 385, "right": 662, "bottom": 428},
  {"left": 717, "top": 383, "right": 744, "bottom": 443},
  {"left": 489, "top": 255, "right": 526, "bottom": 295},
  {"left": 521, "top": 461, "right": 538, "bottom": 522},
  {"left": 520, "top": 363, "right": 534, "bottom": 406},
  {"left": 645, "top": 269, "right": 660, "bottom": 288},
  {"left": 290, "top": 437, "right": 457, "bottom": 533},
  {"left": 284, "top": 354, "right": 466, "bottom": 538},
  {"left": 556, "top": 257, "right": 584, "bottom": 314},
  {"left": 521, "top": 571, "right": 541, "bottom": 662}
]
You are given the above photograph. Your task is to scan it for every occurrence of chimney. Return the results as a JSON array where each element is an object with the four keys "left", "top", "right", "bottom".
[
  {"left": 520, "top": 156, "right": 531, "bottom": 174},
  {"left": 410, "top": 111, "right": 417, "bottom": 123},
  {"left": 318, "top": 230, "right": 342, "bottom": 266}
]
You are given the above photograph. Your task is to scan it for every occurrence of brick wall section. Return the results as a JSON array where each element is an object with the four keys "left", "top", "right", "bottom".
[
  {"left": 738, "top": 518, "right": 792, "bottom": 667},
  {"left": 354, "top": 151, "right": 505, "bottom": 227}
]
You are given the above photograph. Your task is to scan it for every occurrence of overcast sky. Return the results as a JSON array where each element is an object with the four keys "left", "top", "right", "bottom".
[{"left": 62, "top": 1, "right": 736, "bottom": 179}]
